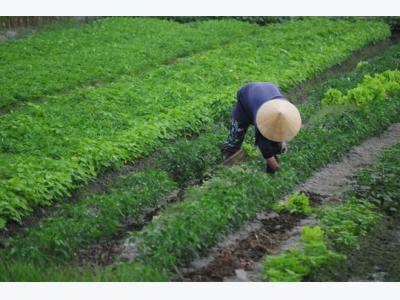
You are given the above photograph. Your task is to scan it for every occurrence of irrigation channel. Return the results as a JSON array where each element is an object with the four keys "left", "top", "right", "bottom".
[{"left": 178, "top": 123, "right": 400, "bottom": 281}]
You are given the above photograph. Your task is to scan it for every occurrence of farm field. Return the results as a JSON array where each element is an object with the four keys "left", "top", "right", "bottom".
[{"left": 1, "top": 17, "right": 400, "bottom": 282}]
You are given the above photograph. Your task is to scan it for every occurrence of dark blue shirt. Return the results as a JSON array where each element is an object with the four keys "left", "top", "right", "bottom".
[
  {"left": 232, "top": 82, "right": 284, "bottom": 159},
  {"left": 232, "top": 82, "right": 284, "bottom": 126}
]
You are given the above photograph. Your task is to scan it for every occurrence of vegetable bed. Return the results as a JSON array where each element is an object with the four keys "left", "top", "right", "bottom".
[
  {"left": 0, "top": 18, "right": 390, "bottom": 229},
  {"left": 0, "top": 17, "right": 258, "bottom": 108},
  {"left": 2, "top": 65, "right": 400, "bottom": 281}
]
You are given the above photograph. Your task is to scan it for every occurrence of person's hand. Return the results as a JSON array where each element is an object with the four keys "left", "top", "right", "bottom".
[
  {"left": 265, "top": 155, "right": 280, "bottom": 174},
  {"left": 266, "top": 164, "right": 276, "bottom": 174}
]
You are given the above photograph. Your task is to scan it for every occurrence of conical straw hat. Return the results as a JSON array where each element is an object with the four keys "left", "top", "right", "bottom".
[{"left": 255, "top": 99, "right": 302, "bottom": 142}]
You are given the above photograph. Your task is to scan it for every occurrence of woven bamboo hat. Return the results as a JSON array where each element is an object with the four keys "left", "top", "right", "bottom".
[{"left": 255, "top": 99, "right": 302, "bottom": 142}]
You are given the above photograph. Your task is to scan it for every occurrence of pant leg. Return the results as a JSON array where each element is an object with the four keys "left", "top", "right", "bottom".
[{"left": 223, "top": 119, "right": 249, "bottom": 153}]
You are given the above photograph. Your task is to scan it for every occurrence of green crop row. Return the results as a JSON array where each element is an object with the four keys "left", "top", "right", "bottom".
[
  {"left": 156, "top": 124, "right": 229, "bottom": 187},
  {"left": 128, "top": 82, "right": 400, "bottom": 278},
  {"left": 0, "top": 260, "right": 168, "bottom": 282},
  {"left": 274, "top": 193, "right": 314, "bottom": 216},
  {"left": 0, "top": 170, "right": 176, "bottom": 264},
  {"left": 0, "top": 122, "right": 230, "bottom": 265},
  {"left": 0, "top": 19, "right": 390, "bottom": 229},
  {"left": 263, "top": 226, "right": 344, "bottom": 282},
  {"left": 0, "top": 31, "right": 398, "bottom": 281},
  {"left": 0, "top": 121, "right": 239, "bottom": 280},
  {"left": 263, "top": 198, "right": 382, "bottom": 282},
  {"left": 0, "top": 127, "right": 253, "bottom": 280},
  {"left": 295, "top": 43, "right": 400, "bottom": 124},
  {"left": 0, "top": 17, "right": 260, "bottom": 109},
  {"left": 0, "top": 125, "right": 230, "bottom": 281}
]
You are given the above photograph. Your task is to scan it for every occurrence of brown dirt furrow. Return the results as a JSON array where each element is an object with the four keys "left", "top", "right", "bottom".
[{"left": 180, "top": 212, "right": 304, "bottom": 281}]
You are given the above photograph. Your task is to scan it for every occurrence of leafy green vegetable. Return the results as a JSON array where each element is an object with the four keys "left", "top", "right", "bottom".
[
  {"left": 318, "top": 198, "right": 382, "bottom": 252},
  {"left": 0, "top": 18, "right": 390, "bottom": 227},
  {"left": 157, "top": 126, "right": 225, "bottom": 187},
  {"left": 356, "top": 60, "right": 369, "bottom": 70},
  {"left": 263, "top": 226, "right": 343, "bottom": 282},
  {"left": 275, "top": 193, "right": 313, "bottom": 215},
  {"left": 263, "top": 198, "right": 382, "bottom": 282},
  {"left": 322, "top": 70, "right": 400, "bottom": 105}
]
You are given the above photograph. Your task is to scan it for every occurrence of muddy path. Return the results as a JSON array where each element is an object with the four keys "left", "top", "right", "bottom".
[
  {"left": 297, "top": 123, "right": 400, "bottom": 201},
  {"left": 180, "top": 123, "right": 400, "bottom": 281}
]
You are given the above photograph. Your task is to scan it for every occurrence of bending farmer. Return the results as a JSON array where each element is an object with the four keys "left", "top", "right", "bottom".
[{"left": 222, "top": 82, "right": 302, "bottom": 173}]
